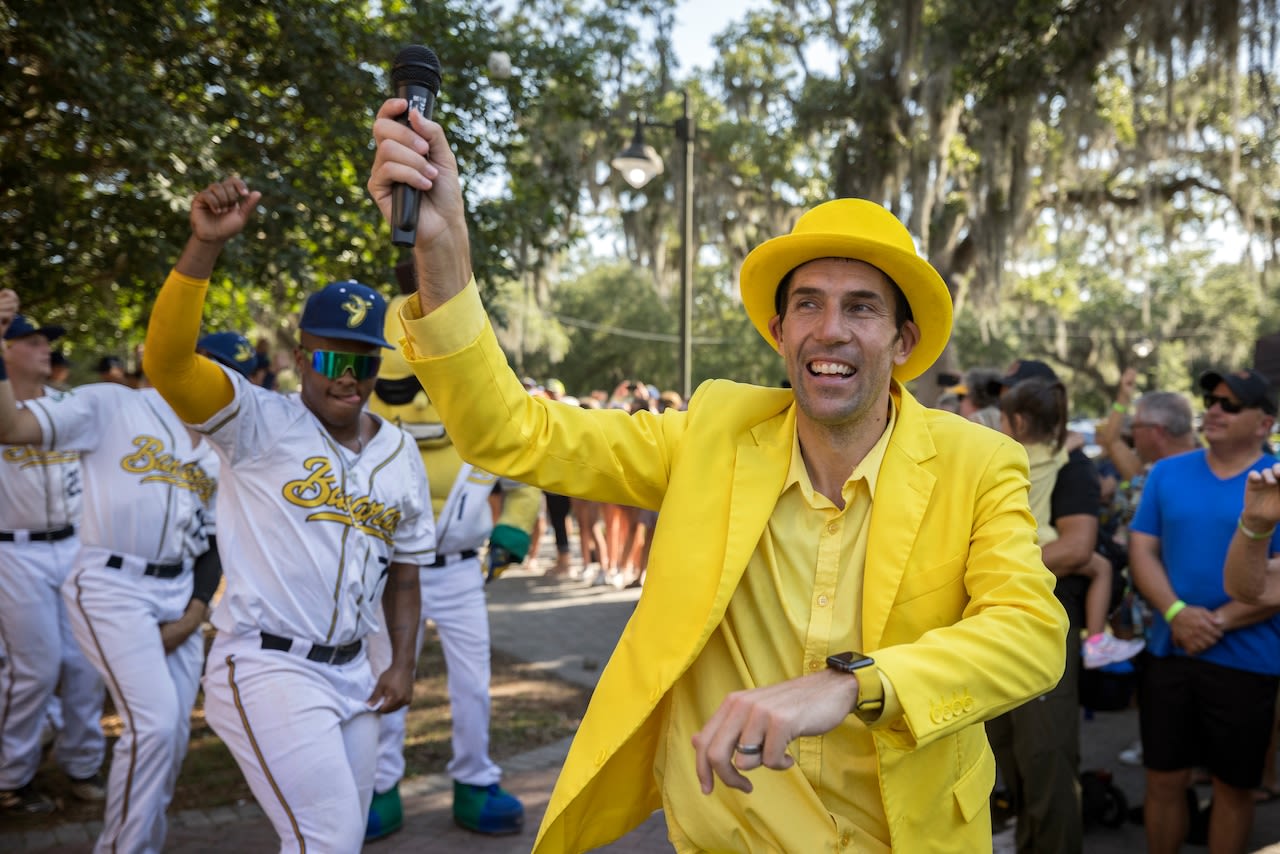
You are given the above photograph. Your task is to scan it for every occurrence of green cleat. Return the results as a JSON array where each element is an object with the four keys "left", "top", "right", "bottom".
[
  {"left": 452, "top": 780, "right": 524, "bottom": 835},
  {"left": 365, "top": 783, "right": 404, "bottom": 842}
]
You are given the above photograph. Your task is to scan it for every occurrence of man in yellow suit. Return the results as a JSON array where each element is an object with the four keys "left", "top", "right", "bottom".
[{"left": 367, "top": 102, "right": 1068, "bottom": 852}]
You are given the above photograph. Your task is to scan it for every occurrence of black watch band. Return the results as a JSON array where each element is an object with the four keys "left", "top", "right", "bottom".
[{"left": 826, "top": 651, "right": 883, "bottom": 715}]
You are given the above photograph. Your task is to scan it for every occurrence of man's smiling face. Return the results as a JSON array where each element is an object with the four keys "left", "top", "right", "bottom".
[{"left": 768, "top": 258, "right": 918, "bottom": 433}]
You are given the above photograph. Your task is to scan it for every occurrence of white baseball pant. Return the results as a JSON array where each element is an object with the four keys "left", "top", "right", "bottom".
[
  {"left": 202, "top": 633, "right": 379, "bottom": 854},
  {"left": 370, "top": 555, "right": 499, "bottom": 792},
  {"left": 0, "top": 536, "right": 105, "bottom": 789},
  {"left": 63, "top": 562, "right": 204, "bottom": 854}
]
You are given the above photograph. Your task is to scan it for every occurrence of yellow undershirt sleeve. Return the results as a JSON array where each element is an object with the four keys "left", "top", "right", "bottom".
[{"left": 142, "top": 270, "right": 234, "bottom": 424}]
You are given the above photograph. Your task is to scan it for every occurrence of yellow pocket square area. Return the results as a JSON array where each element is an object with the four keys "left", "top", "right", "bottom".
[{"left": 928, "top": 689, "right": 976, "bottom": 725}]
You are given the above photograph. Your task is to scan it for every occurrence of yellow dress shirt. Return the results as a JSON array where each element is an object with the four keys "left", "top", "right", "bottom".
[{"left": 659, "top": 405, "right": 901, "bottom": 853}]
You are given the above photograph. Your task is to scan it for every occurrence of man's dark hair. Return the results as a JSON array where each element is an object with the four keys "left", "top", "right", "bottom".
[
  {"left": 773, "top": 262, "right": 913, "bottom": 331},
  {"left": 964, "top": 367, "right": 1003, "bottom": 410}
]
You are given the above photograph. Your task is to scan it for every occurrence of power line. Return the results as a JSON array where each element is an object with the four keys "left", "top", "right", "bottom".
[{"left": 548, "top": 312, "right": 726, "bottom": 345}]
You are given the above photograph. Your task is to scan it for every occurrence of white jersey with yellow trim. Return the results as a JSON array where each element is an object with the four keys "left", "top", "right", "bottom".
[
  {"left": 195, "top": 368, "right": 435, "bottom": 646},
  {"left": 0, "top": 387, "right": 82, "bottom": 532},
  {"left": 25, "top": 384, "right": 211, "bottom": 561}
]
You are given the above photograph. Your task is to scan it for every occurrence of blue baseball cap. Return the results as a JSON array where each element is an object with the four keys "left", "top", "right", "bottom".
[
  {"left": 299, "top": 281, "right": 392, "bottom": 349},
  {"left": 198, "top": 332, "right": 258, "bottom": 378},
  {"left": 5, "top": 315, "right": 65, "bottom": 342}
]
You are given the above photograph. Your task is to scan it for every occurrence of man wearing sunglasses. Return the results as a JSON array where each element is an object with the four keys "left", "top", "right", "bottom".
[
  {"left": 1129, "top": 367, "right": 1280, "bottom": 854},
  {"left": 143, "top": 176, "right": 437, "bottom": 852}
]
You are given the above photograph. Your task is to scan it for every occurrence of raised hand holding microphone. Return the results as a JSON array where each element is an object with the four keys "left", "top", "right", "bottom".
[
  {"left": 369, "top": 55, "right": 471, "bottom": 312},
  {"left": 390, "top": 45, "right": 442, "bottom": 247}
]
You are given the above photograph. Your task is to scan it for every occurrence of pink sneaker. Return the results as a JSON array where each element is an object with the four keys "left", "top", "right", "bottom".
[{"left": 1083, "top": 633, "right": 1145, "bottom": 670}]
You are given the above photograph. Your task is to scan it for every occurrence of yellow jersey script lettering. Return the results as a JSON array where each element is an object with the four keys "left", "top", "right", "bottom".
[
  {"left": 3, "top": 447, "right": 78, "bottom": 468},
  {"left": 120, "top": 436, "right": 215, "bottom": 503},
  {"left": 282, "top": 456, "right": 401, "bottom": 542}
]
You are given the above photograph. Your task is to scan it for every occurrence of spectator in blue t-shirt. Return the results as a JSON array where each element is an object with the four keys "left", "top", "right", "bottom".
[{"left": 1130, "top": 367, "right": 1280, "bottom": 854}]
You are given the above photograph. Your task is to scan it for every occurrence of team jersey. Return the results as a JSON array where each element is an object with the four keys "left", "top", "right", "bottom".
[
  {"left": 0, "top": 386, "right": 82, "bottom": 532},
  {"left": 430, "top": 462, "right": 524, "bottom": 555},
  {"left": 25, "top": 384, "right": 213, "bottom": 561},
  {"left": 195, "top": 368, "right": 435, "bottom": 646}
]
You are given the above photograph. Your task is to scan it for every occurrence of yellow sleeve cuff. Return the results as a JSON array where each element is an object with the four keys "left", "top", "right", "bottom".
[
  {"left": 856, "top": 666, "right": 904, "bottom": 725},
  {"left": 397, "top": 277, "right": 487, "bottom": 361}
]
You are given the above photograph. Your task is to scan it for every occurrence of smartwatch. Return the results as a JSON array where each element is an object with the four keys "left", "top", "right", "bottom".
[{"left": 826, "top": 651, "right": 884, "bottom": 715}]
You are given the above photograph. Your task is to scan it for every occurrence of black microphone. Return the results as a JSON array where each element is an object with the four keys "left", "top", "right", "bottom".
[{"left": 390, "top": 45, "right": 442, "bottom": 248}]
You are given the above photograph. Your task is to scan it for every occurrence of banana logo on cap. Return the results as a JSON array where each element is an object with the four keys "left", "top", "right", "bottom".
[{"left": 342, "top": 294, "right": 373, "bottom": 328}]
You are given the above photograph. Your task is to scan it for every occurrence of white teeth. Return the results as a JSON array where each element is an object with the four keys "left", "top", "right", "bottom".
[{"left": 810, "top": 361, "right": 852, "bottom": 376}]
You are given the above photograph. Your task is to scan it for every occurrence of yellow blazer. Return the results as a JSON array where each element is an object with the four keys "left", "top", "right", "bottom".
[{"left": 404, "top": 314, "right": 1068, "bottom": 853}]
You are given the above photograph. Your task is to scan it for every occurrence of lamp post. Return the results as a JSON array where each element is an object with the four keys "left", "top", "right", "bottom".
[{"left": 610, "top": 90, "right": 695, "bottom": 400}]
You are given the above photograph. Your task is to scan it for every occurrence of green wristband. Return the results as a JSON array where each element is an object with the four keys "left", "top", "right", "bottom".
[
  {"left": 1112, "top": 402, "right": 1130, "bottom": 414},
  {"left": 1238, "top": 517, "right": 1277, "bottom": 541},
  {"left": 1163, "top": 600, "right": 1187, "bottom": 623}
]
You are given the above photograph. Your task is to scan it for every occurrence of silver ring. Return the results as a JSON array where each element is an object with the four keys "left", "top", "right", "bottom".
[{"left": 734, "top": 743, "right": 763, "bottom": 756}]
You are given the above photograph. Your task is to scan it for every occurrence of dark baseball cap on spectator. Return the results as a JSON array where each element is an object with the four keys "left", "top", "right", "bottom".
[
  {"left": 987, "top": 359, "right": 1059, "bottom": 397},
  {"left": 198, "top": 332, "right": 259, "bottom": 378},
  {"left": 96, "top": 355, "right": 124, "bottom": 374},
  {"left": 299, "top": 281, "right": 392, "bottom": 349},
  {"left": 1198, "top": 368, "right": 1278, "bottom": 415},
  {"left": 5, "top": 315, "right": 64, "bottom": 342}
]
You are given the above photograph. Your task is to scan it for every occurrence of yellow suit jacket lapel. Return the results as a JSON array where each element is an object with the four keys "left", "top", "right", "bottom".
[
  {"left": 711, "top": 407, "right": 797, "bottom": 620},
  {"left": 863, "top": 388, "right": 938, "bottom": 650},
  {"left": 533, "top": 394, "right": 794, "bottom": 852}
]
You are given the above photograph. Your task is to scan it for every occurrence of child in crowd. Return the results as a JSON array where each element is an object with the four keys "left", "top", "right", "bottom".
[{"left": 1000, "top": 377, "right": 1145, "bottom": 669}]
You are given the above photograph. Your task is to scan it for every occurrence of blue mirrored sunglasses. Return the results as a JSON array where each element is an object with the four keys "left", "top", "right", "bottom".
[{"left": 304, "top": 348, "right": 381, "bottom": 381}]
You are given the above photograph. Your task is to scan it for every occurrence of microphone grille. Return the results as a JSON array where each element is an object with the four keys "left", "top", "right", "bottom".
[{"left": 392, "top": 45, "right": 442, "bottom": 92}]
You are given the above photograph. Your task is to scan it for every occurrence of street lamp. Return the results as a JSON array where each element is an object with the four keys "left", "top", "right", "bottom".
[{"left": 611, "top": 90, "right": 695, "bottom": 399}]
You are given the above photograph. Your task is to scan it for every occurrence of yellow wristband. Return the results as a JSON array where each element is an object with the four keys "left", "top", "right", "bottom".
[
  {"left": 1163, "top": 600, "right": 1187, "bottom": 623},
  {"left": 1238, "top": 517, "right": 1277, "bottom": 541},
  {"left": 853, "top": 664, "right": 884, "bottom": 718}
]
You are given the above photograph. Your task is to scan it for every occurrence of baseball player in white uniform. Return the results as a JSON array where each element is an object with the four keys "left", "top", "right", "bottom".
[
  {"left": 364, "top": 294, "right": 539, "bottom": 839},
  {"left": 144, "top": 176, "right": 436, "bottom": 853},
  {"left": 0, "top": 314, "right": 105, "bottom": 814},
  {"left": 0, "top": 292, "right": 222, "bottom": 854}
]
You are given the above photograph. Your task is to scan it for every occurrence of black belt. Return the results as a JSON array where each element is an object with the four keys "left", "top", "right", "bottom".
[
  {"left": 429, "top": 549, "right": 478, "bottom": 568},
  {"left": 105, "top": 553, "right": 185, "bottom": 578},
  {"left": 260, "top": 632, "right": 363, "bottom": 666},
  {"left": 0, "top": 525, "right": 75, "bottom": 543}
]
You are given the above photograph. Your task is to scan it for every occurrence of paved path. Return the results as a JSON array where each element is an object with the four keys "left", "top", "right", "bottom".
[{"left": 6, "top": 535, "right": 1280, "bottom": 851}]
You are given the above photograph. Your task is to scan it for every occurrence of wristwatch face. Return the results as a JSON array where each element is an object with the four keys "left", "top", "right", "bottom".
[{"left": 826, "top": 651, "right": 874, "bottom": 673}]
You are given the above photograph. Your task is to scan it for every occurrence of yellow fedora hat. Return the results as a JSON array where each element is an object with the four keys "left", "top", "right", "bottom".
[{"left": 739, "top": 198, "right": 953, "bottom": 382}]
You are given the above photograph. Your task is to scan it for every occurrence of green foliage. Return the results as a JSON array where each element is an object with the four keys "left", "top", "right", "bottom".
[
  {"left": 4, "top": 0, "right": 1279, "bottom": 418},
  {"left": 0, "top": 0, "right": 606, "bottom": 364},
  {"left": 951, "top": 236, "right": 1267, "bottom": 417}
]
